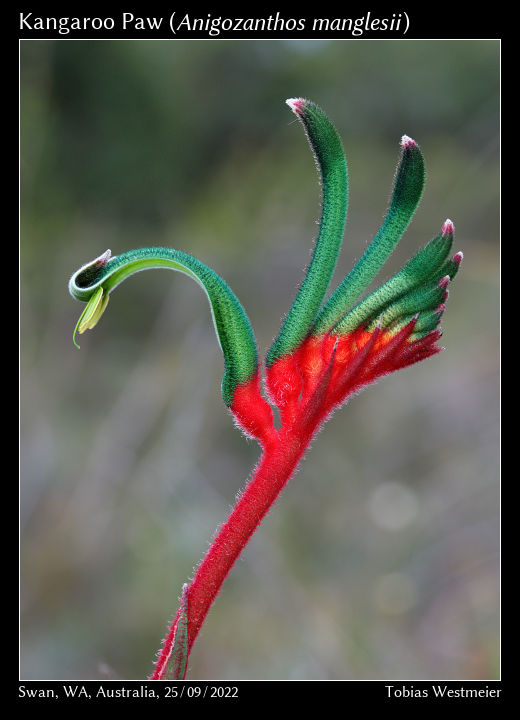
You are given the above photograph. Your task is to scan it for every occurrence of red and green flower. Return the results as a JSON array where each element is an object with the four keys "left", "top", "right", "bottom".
[{"left": 69, "top": 98, "right": 462, "bottom": 679}]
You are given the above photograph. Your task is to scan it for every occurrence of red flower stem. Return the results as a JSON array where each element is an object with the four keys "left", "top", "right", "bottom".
[{"left": 151, "top": 420, "right": 317, "bottom": 679}]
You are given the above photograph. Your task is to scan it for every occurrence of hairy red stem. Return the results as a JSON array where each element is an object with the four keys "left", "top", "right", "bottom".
[{"left": 150, "top": 422, "right": 316, "bottom": 679}]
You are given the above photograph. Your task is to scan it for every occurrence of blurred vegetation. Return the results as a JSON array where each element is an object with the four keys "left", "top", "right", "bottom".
[{"left": 20, "top": 40, "right": 499, "bottom": 680}]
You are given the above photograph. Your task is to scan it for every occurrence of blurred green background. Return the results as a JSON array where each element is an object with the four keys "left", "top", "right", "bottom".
[{"left": 20, "top": 40, "right": 499, "bottom": 680}]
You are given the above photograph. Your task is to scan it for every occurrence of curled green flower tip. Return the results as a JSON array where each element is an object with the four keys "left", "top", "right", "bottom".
[
  {"left": 68, "top": 248, "right": 113, "bottom": 301},
  {"left": 266, "top": 98, "right": 348, "bottom": 367},
  {"left": 333, "top": 220, "right": 454, "bottom": 335},
  {"left": 69, "top": 247, "right": 259, "bottom": 406},
  {"left": 313, "top": 135, "right": 425, "bottom": 335},
  {"left": 70, "top": 249, "right": 113, "bottom": 348}
]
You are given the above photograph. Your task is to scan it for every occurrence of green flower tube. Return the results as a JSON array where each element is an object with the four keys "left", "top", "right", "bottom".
[{"left": 69, "top": 246, "right": 259, "bottom": 407}]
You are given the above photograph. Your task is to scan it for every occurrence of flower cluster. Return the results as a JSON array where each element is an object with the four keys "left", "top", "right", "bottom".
[{"left": 69, "top": 98, "right": 461, "bottom": 679}]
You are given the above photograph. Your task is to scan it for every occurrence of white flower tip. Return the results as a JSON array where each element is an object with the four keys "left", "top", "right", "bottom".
[
  {"left": 442, "top": 219, "right": 455, "bottom": 235},
  {"left": 400, "top": 134, "right": 417, "bottom": 148},
  {"left": 95, "top": 249, "right": 112, "bottom": 266},
  {"left": 452, "top": 251, "right": 464, "bottom": 266},
  {"left": 286, "top": 98, "right": 306, "bottom": 116}
]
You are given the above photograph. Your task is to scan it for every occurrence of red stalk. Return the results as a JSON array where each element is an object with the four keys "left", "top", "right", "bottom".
[{"left": 151, "top": 419, "right": 319, "bottom": 679}]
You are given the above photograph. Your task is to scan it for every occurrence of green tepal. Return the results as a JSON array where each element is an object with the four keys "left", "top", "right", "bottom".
[{"left": 266, "top": 98, "right": 348, "bottom": 367}]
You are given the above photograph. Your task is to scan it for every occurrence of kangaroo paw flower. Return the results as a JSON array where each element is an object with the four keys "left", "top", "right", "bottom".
[{"left": 69, "top": 98, "right": 462, "bottom": 680}]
